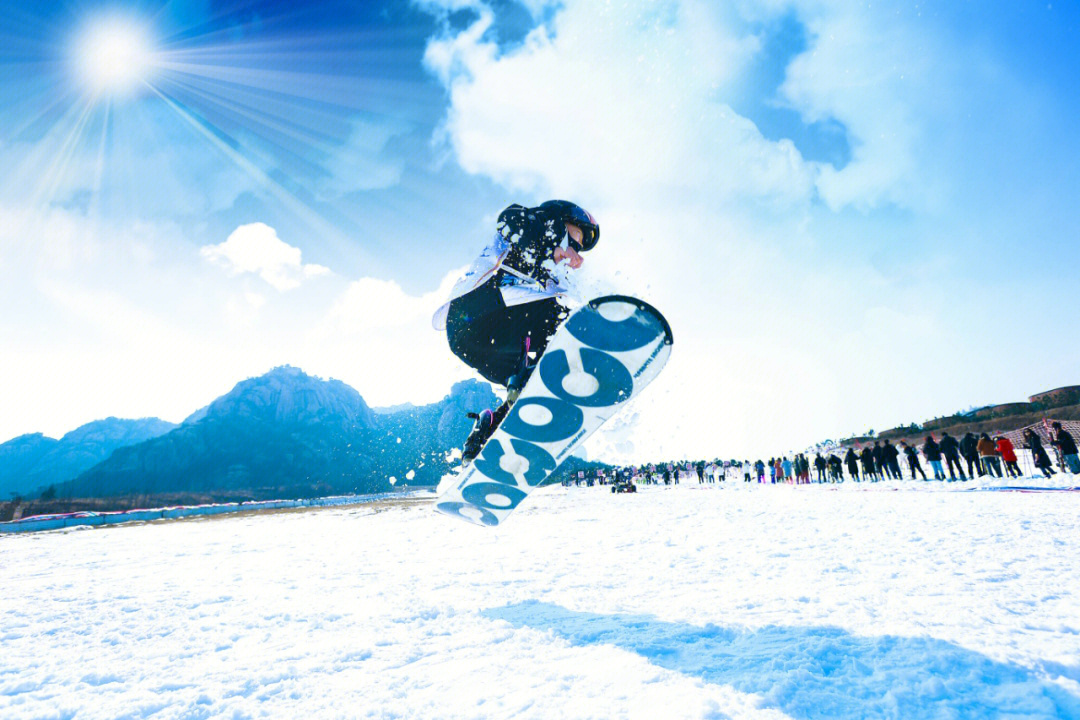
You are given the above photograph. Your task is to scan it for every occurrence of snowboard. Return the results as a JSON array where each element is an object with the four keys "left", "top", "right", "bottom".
[{"left": 436, "top": 295, "right": 673, "bottom": 526}]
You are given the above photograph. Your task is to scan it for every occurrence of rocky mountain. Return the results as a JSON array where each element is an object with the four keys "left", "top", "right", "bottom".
[
  {"left": 61, "top": 367, "right": 498, "bottom": 502},
  {"left": 0, "top": 419, "right": 177, "bottom": 499},
  {"left": 0, "top": 434, "right": 60, "bottom": 498}
]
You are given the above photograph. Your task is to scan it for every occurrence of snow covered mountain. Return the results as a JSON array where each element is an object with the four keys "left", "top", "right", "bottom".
[
  {"left": 0, "top": 418, "right": 177, "bottom": 499},
  {"left": 59, "top": 368, "right": 497, "bottom": 502}
]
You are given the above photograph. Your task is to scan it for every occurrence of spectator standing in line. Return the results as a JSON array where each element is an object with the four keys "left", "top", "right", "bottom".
[
  {"left": 828, "top": 454, "right": 843, "bottom": 482},
  {"left": 1051, "top": 422, "right": 1080, "bottom": 474},
  {"left": 814, "top": 454, "right": 827, "bottom": 483},
  {"left": 977, "top": 433, "right": 1003, "bottom": 478},
  {"left": 696, "top": 461, "right": 705, "bottom": 484},
  {"left": 939, "top": 432, "right": 966, "bottom": 480},
  {"left": 901, "top": 441, "right": 928, "bottom": 479},
  {"left": 845, "top": 448, "right": 860, "bottom": 481},
  {"left": 961, "top": 432, "right": 983, "bottom": 477},
  {"left": 781, "top": 457, "right": 793, "bottom": 483},
  {"left": 883, "top": 439, "right": 902, "bottom": 479},
  {"left": 1024, "top": 429, "right": 1056, "bottom": 478},
  {"left": 755, "top": 459, "right": 765, "bottom": 483},
  {"left": 860, "top": 446, "right": 877, "bottom": 481},
  {"left": 923, "top": 435, "right": 946, "bottom": 480},
  {"left": 769, "top": 458, "right": 777, "bottom": 483},
  {"left": 871, "top": 442, "right": 885, "bottom": 480},
  {"left": 995, "top": 435, "right": 1022, "bottom": 478}
]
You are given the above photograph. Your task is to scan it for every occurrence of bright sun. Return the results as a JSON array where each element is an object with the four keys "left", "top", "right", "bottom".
[{"left": 74, "top": 16, "right": 157, "bottom": 97}]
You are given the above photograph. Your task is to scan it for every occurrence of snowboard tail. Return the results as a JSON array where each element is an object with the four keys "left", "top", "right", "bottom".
[{"left": 437, "top": 295, "right": 672, "bottom": 526}]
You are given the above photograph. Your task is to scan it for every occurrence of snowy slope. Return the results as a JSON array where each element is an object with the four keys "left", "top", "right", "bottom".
[{"left": 3, "top": 480, "right": 1079, "bottom": 719}]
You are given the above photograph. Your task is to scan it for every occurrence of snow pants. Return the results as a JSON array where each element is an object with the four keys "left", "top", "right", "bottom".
[
  {"left": 981, "top": 456, "right": 1003, "bottom": 477},
  {"left": 944, "top": 455, "right": 966, "bottom": 479},
  {"left": 445, "top": 277, "right": 569, "bottom": 387}
]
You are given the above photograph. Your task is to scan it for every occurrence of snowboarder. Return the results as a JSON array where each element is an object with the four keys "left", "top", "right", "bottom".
[{"left": 433, "top": 200, "right": 599, "bottom": 462}]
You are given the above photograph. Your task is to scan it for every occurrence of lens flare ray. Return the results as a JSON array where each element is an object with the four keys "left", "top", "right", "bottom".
[{"left": 3, "top": 2, "right": 434, "bottom": 266}]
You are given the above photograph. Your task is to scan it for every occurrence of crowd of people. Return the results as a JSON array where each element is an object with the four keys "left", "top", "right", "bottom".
[{"left": 570, "top": 422, "right": 1080, "bottom": 488}]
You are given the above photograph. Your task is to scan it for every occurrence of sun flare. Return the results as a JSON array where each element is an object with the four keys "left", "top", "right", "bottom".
[{"left": 73, "top": 16, "right": 157, "bottom": 97}]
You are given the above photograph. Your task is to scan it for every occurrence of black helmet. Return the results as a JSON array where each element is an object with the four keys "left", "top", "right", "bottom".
[{"left": 538, "top": 200, "right": 599, "bottom": 252}]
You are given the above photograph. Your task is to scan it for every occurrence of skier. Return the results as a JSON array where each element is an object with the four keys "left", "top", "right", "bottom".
[{"left": 433, "top": 201, "right": 599, "bottom": 462}]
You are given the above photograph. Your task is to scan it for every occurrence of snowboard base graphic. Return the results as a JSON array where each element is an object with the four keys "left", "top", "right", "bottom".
[{"left": 436, "top": 295, "right": 673, "bottom": 526}]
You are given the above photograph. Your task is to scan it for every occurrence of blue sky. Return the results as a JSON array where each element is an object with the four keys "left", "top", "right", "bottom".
[{"left": 2, "top": 0, "right": 1078, "bottom": 461}]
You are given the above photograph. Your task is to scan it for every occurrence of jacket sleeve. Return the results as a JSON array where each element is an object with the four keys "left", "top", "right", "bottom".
[{"left": 496, "top": 204, "right": 566, "bottom": 282}]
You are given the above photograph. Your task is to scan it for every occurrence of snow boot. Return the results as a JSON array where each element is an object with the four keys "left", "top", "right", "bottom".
[
  {"left": 461, "top": 402, "right": 515, "bottom": 466},
  {"left": 462, "top": 410, "right": 494, "bottom": 465}
]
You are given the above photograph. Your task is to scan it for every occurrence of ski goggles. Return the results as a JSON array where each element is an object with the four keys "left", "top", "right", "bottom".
[{"left": 565, "top": 206, "right": 599, "bottom": 252}]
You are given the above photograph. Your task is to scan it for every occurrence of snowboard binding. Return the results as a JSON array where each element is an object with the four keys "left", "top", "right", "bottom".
[
  {"left": 461, "top": 336, "right": 536, "bottom": 466},
  {"left": 504, "top": 336, "right": 535, "bottom": 404}
]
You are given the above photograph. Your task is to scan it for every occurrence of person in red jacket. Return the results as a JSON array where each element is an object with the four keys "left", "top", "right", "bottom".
[{"left": 995, "top": 436, "right": 1021, "bottom": 478}]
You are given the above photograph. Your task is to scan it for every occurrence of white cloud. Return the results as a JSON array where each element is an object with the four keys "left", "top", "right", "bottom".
[
  {"left": 200, "top": 223, "right": 331, "bottom": 291},
  {"left": 316, "top": 117, "right": 411, "bottom": 200},
  {"left": 775, "top": 2, "right": 948, "bottom": 211},
  {"left": 318, "top": 269, "right": 461, "bottom": 335},
  {"left": 421, "top": 0, "right": 965, "bottom": 216},
  {"left": 422, "top": 1, "right": 814, "bottom": 208}
]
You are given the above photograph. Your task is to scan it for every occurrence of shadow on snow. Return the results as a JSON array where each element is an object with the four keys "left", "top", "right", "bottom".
[{"left": 482, "top": 601, "right": 1080, "bottom": 720}]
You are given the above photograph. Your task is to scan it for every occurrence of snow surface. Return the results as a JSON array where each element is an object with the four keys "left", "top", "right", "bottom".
[{"left": 3, "top": 479, "right": 1080, "bottom": 720}]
